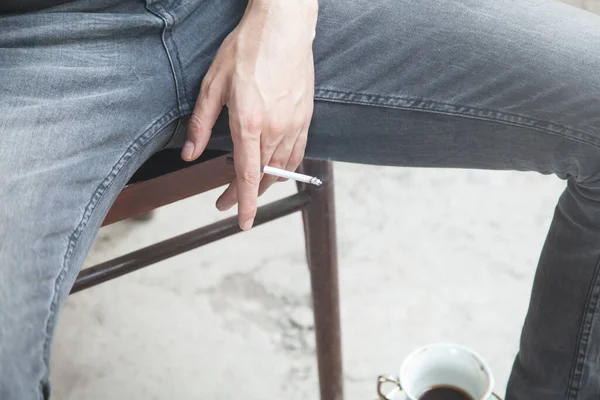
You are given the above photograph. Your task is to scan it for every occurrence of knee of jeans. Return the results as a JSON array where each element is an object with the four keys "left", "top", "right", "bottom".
[
  {"left": 547, "top": 138, "right": 600, "bottom": 191},
  {"left": 575, "top": 157, "right": 600, "bottom": 194}
]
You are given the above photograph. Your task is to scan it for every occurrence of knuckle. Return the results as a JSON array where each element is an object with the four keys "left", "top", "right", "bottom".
[
  {"left": 244, "top": 113, "right": 263, "bottom": 134},
  {"left": 240, "top": 169, "right": 261, "bottom": 186},
  {"left": 189, "top": 114, "right": 207, "bottom": 134},
  {"left": 268, "top": 156, "right": 286, "bottom": 168},
  {"left": 289, "top": 151, "right": 305, "bottom": 168},
  {"left": 260, "top": 140, "right": 276, "bottom": 155},
  {"left": 261, "top": 133, "right": 279, "bottom": 150},
  {"left": 267, "top": 118, "right": 287, "bottom": 136},
  {"left": 293, "top": 116, "right": 308, "bottom": 130},
  {"left": 289, "top": 152, "right": 304, "bottom": 168},
  {"left": 240, "top": 128, "right": 261, "bottom": 142},
  {"left": 295, "top": 134, "right": 308, "bottom": 148},
  {"left": 200, "top": 78, "right": 214, "bottom": 98}
]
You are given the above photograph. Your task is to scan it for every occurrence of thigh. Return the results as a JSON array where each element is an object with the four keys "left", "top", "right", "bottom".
[
  {"left": 0, "top": 3, "right": 179, "bottom": 399},
  {"left": 306, "top": 0, "right": 600, "bottom": 172}
]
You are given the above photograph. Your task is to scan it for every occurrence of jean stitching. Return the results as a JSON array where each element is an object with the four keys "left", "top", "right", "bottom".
[
  {"left": 314, "top": 88, "right": 600, "bottom": 150},
  {"left": 145, "top": 3, "right": 191, "bottom": 115},
  {"left": 566, "top": 254, "right": 600, "bottom": 400},
  {"left": 39, "top": 108, "right": 181, "bottom": 397}
]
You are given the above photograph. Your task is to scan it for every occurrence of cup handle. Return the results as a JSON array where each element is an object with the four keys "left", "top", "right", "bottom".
[{"left": 377, "top": 375, "right": 402, "bottom": 400}]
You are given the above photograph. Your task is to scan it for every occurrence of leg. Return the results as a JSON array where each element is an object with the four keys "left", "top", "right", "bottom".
[
  {"left": 156, "top": 0, "right": 600, "bottom": 397},
  {"left": 306, "top": 3, "right": 600, "bottom": 399},
  {"left": 0, "top": 3, "right": 181, "bottom": 398},
  {"left": 299, "top": 160, "right": 343, "bottom": 400}
]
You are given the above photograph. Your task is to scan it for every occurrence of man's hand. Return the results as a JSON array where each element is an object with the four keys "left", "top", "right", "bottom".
[{"left": 182, "top": 0, "right": 318, "bottom": 231}]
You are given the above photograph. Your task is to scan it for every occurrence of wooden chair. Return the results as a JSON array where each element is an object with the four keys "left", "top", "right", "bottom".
[{"left": 69, "top": 149, "right": 344, "bottom": 400}]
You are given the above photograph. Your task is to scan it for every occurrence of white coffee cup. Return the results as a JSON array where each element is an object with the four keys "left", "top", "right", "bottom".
[{"left": 377, "top": 343, "right": 500, "bottom": 400}]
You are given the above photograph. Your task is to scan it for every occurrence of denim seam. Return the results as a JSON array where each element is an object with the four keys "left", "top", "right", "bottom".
[
  {"left": 314, "top": 89, "right": 600, "bottom": 150},
  {"left": 39, "top": 108, "right": 181, "bottom": 397},
  {"left": 566, "top": 254, "right": 600, "bottom": 400},
  {"left": 162, "top": 116, "right": 183, "bottom": 150},
  {"left": 145, "top": 3, "right": 192, "bottom": 115}
]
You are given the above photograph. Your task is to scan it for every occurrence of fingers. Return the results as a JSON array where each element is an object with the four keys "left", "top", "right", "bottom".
[
  {"left": 257, "top": 123, "right": 297, "bottom": 197},
  {"left": 182, "top": 76, "right": 224, "bottom": 162},
  {"left": 275, "top": 132, "right": 307, "bottom": 182},
  {"left": 231, "top": 112, "right": 262, "bottom": 231},
  {"left": 216, "top": 180, "right": 237, "bottom": 211},
  {"left": 217, "top": 111, "right": 310, "bottom": 212},
  {"left": 216, "top": 115, "right": 285, "bottom": 214},
  {"left": 257, "top": 129, "right": 304, "bottom": 195},
  {"left": 266, "top": 106, "right": 311, "bottom": 185},
  {"left": 287, "top": 122, "right": 309, "bottom": 174}
]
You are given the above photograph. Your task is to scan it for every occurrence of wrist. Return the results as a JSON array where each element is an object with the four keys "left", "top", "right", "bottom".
[
  {"left": 245, "top": 0, "right": 318, "bottom": 42},
  {"left": 249, "top": 0, "right": 318, "bottom": 10},
  {"left": 247, "top": 0, "right": 319, "bottom": 23}
]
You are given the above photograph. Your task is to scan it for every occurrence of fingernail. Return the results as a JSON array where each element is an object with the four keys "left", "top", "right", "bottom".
[
  {"left": 241, "top": 218, "right": 254, "bottom": 231},
  {"left": 181, "top": 140, "right": 195, "bottom": 161}
]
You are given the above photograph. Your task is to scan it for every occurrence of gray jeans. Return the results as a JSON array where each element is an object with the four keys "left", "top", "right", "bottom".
[{"left": 1, "top": 0, "right": 600, "bottom": 399}]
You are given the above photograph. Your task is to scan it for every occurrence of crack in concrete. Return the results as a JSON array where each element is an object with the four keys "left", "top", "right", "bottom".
[{"left": 198, "top": 267, "right": 315, "bottom": 356}]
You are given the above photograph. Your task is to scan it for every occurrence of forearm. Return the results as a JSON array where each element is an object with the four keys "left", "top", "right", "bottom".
[
  {"left": 245, "top": 0, "right": 319, "bottom": 41},
  {"left": 247, "top": 0, "right": 319, "bottom": 15}
]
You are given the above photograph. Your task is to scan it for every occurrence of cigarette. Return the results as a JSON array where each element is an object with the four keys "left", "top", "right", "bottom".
[{"left": 225, "top": 156, "right": 322, "bottom": 186}]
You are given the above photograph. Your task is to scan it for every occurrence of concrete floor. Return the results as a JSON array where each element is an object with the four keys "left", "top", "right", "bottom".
[
  {"left": 50, "top": 2, "right": 599, "bottom": 399},
  {"left": 51, "top": 166, "right": 564, "bottom": 400}
]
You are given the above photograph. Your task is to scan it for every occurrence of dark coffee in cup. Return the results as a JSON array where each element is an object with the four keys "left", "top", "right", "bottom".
[
  {"left": 418, "top": 385, "right": 474, "bottom": 400},
  {"left": 376, "top": 344, "right": 498, "bottom": 400}
]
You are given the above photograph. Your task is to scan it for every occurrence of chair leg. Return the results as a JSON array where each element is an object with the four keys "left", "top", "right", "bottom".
[{"left": 298, "top": 159, "right": 344, "bottom": 400}]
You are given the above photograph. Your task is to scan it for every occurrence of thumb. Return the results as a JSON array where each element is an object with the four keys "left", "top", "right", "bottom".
[{"left": 182, "top": 77, "right": 224, "bottom": 161}]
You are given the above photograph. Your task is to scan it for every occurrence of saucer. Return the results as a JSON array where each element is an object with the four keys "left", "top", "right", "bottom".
[{"left": 384, "top": 389, "right": 501, "bottom": 400}]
